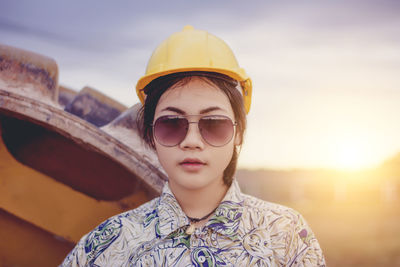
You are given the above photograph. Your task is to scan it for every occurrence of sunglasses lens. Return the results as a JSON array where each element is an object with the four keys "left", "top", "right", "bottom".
[
  {"left": 154, "top": 116, "right": 188, "bottom": 146},
  {"left": 199, "top": 116, "right": 234, "bottom": 146}
]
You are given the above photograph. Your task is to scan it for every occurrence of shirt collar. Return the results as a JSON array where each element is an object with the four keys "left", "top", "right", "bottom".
[
  {"left": 156, "top": 180, "right": 244, "bottom": 240},
  {"left": 156, "top": 183, "right": 189, "bottom": 238},
  {"left": 205, "top": 180, "right": 244, "bottom": 241}
]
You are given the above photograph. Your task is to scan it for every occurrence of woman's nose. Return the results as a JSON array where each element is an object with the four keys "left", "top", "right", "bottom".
[{"left": 179, "top": 122, "right": 205, "bottom": 150}]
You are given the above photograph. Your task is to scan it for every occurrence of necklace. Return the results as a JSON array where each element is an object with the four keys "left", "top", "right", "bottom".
[
  {"left": 187, "top": 207, "right": 217, "bottom": 223},
  {"left": 185, "top": 207, "right": 217, "bottom": 235}
]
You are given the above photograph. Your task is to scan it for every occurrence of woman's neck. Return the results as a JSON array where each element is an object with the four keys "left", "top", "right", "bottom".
[{"left": 169, "top": 178, "right": 228, "bottom": 221}]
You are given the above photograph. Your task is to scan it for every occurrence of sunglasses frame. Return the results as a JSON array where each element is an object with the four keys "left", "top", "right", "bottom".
[{"left": 152, "top": 114, "right": 237, "bottom": 147}]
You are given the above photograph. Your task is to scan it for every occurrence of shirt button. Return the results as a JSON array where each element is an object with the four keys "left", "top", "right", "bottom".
[{"left": 198, "top": 255, "right": 206, "bottom": 263}]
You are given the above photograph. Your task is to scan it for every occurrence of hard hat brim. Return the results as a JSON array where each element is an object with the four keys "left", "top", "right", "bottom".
[{"left": 135, "top": 67, "right": 252, "bottom": 114}]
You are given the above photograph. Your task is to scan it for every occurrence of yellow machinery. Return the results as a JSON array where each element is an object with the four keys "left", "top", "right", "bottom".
[{"left": 0, "top": 44, "right": 166, "bottom": 266}]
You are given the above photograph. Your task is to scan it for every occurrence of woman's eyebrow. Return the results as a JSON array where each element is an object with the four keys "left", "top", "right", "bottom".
[
  {"left": 160, "top": 107, "right": 186, "bottom": 114},
  {"left": 160, "top": 106, "right": 224, "bottom": 114},
  {"left": 199, "top": 106, "right": 224, "bottom": 114}
]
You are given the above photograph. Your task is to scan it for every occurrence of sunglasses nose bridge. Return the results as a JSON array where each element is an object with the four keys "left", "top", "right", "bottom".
[
  {"left": 179, "top": 120, "right": 205, "bottom": 149},
  {"left": 187, "top": 120, "right": 201, "bottom": 131},
  {"left": 187, "top": 120, "right": 205, "bottom": 137}
]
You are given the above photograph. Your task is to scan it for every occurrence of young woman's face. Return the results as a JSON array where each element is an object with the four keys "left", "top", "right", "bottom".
[{"left": 153, "top": 78, "right": 240, "bottom": 192}]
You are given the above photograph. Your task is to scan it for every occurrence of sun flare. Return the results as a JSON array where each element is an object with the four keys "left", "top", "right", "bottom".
[
  {"left": 329, "top": 137, "right": 377, "bottom": 170},
  {"left": 335, "top": 146, "right": 367, "bottom": 170}
]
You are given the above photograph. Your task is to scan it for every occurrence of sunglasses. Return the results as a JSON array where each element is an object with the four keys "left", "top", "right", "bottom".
[{"left": 152, "top": 115, "right": 237, "bottom": 147}]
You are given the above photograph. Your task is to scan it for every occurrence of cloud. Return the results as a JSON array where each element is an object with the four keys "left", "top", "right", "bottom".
[
  {"left": 1, "top": 0, "right": 399, "bottom": 168},
  {"left": 0, "top": 17, "right": 75, "bottom": 45}
]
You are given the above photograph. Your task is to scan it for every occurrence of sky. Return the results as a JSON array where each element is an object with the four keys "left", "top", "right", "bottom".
[{"left": 1, "top": 0, "right": 400, "bottom": 170}]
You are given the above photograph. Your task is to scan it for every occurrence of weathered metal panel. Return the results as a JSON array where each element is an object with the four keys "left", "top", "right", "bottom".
[{"left": 0, "top": 43, "right": 165, "bottom": 265}]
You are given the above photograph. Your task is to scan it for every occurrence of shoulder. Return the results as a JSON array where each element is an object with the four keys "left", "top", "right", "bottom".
[
  {"left": 89, "top": 196, "right": 160, "bottom": 243},
  {"left": 60, "top": 197, "right": 160, "bottom": 266},
  {"left": 239, "top": 192, "right": 312, "bottom": 239},
  {"left": 88, "top": 196, "right": 160, "bottom": 238},
  {"left": 240, "top": 192, "right": 301, "bottom": 223},
  {"left": 239, "top": 193, "right": 326, "bottom": 266}
]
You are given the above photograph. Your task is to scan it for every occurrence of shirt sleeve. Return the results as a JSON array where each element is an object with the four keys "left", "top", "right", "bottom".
[
  {"left": 59, "top": 215, "right": 126, "bottom": 266},
  {"left": 285, "top": 212, "right": 326, "bottom": 267},
  {"left": 59, "top": 234, "right": 89, "bottom": 267}
]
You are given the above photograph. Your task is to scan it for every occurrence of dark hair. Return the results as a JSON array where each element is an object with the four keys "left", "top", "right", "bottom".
[{"left": 136, "top": 71, "right": 246, "bottom": 187}]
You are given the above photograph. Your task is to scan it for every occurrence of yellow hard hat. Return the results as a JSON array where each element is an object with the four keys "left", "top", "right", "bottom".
[{"left": 136, "top": 25, "right": 252, "bottom": 114}]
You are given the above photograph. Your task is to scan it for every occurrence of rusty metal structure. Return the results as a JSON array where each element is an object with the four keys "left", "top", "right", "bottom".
[{"left": 0, "top": 44, "right": 166, "bottom": 266}]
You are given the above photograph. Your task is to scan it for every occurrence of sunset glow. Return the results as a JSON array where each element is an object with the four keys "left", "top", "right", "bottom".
[
  {"left": 2, "top": 1, "right": 399, "bottom": 170},
  {"left": 330, "top": 140, "right": 374, "bottom": 170}
]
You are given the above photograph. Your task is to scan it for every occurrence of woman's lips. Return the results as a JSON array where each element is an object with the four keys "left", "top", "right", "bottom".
[{"left": 179, "top": 158, "right": 206, "bottom": 172}]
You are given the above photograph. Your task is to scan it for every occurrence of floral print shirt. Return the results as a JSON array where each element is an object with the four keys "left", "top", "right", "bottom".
[{"left": 60, "top": 180, "right": 326, "bottom": 266}]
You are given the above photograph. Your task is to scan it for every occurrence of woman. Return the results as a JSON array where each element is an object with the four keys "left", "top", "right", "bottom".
[{"left": 61, "top": 26, "right": 325, "bottom": 266}]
